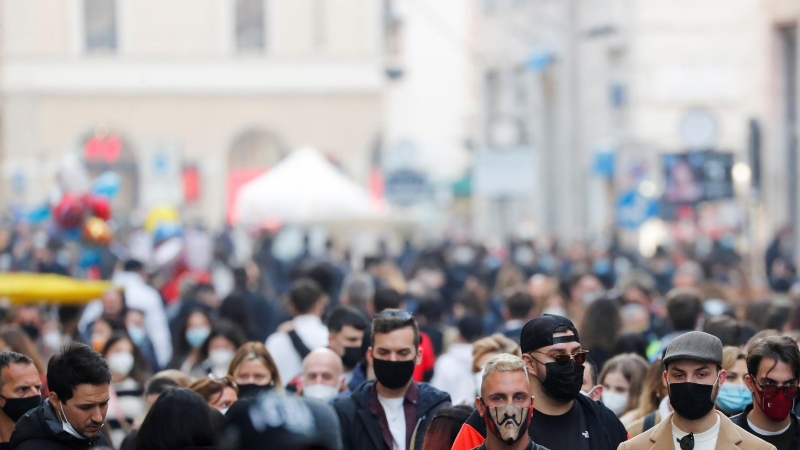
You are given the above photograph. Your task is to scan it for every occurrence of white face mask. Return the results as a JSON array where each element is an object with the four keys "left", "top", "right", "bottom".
[
  {"left": 209, "top": 349, "right": 234, "bottom": 369},
  {"left": 303, "top": 384, "right": 339, "bottom": 402},
  {"left": 57, "top": 401, "right": 86, "bottom": 440},
  {"left": 601, "top": 390, "right": 629, "bottom": 416},
  {"left": 474, "top": 372, "right": 483, "bottom": 396},
  {"left": 43, "top": 331, "right": 62, "bottom": 351},
  {"left": 108, "top": 352, "right": 135, "bottom": 376}
]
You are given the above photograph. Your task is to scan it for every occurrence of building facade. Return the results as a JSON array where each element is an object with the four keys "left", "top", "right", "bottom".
[{"left": 0, "top": 0, "right": 385, "bottom": 226}]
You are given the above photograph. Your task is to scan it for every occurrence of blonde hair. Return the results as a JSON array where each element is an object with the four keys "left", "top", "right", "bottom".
[
  {"left": 227, "top": 342, "right": 283, "bottom": 388},
  {"left": 472, "top": 333, "right": 521, "bottom": 373},
  {"left": 722, "top": 346, "right": 746, "bottom": 372},
  {"left": 480, "top": 353, "right": 528, "bottom": 393}
]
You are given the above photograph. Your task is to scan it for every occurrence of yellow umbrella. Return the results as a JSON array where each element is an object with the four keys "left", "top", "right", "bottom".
[
  {"left": 0, "top": 273, "right": 112, "bottom": 305},
  {"left": 145, "top": 205, "right": 180, "bottom": 233}
]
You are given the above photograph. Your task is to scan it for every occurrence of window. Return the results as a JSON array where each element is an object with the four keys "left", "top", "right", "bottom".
[
  {"left": 84, "top": 0, "right": 117, "bottom": 53},
  {"left": 236, "top": 0, "right": 266, "bottom": 52}
]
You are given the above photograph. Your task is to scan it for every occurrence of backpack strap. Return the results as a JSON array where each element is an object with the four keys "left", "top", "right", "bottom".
[
  {"left": 642, "top": 411, "right": 657, "bottom": 432},
  {"left": 287, "top": 329, "right": 312, "bottom": 359}
]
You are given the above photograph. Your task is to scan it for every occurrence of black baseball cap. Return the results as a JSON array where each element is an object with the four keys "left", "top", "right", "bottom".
[{"left": 520, "top": 314, "right": 580, "bottom": 354}]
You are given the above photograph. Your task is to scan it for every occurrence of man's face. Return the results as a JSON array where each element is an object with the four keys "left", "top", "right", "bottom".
[
  {"left": 0, "top": 363, "right": 41, "bottom": 403},
  {"left": 524, "top": 331, "right": 582, "bottom": 383},
  {"left": 328, "top": 326, "right": 363, "bottom": 356},
  {"left": 51, "top": 384, "right": 109, "bottom": 438},
  {"left": 663, "top": 359, "right": 724, "bottom": 398},
  {"left": 368, "top": 327, "right": 421, "bottom": 365},
  {"left": 476, "top": 370, "right": 532, "bottom": 444},
  {"left": 745, "top": 357, "right": 797, "bottom": 405},
  {"left": 100, "top": 290, "right": 123, "bottom": 317},
  {"left": 303, "top": 354, "right": 343, "bottom": 389}
]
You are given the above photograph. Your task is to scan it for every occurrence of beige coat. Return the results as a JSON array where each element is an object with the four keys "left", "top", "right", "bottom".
[{"left": 617, "top": 412, "right": 777, "bottom": 450}]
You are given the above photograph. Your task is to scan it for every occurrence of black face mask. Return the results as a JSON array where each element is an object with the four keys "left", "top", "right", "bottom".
[
  {"left": 373, "top": 357, "right": 415, "bottom": 389},
  {"left": 20, "top": 324, "right": 40, "bottom": 342},
  {"left": 537, "top": 361, "right": 584, "bottom": 403},
  {"left": 669, "top": 381, "right": 717, "bottom": 421},
  {"left": 341, "top": 347, "right": 362, "bottom": 369},
  {"left": 237, "top": 383, "right": 274, "bottom": 400},
  {"left": 1, "top": 395, "right": 41, "bottom": 422}
]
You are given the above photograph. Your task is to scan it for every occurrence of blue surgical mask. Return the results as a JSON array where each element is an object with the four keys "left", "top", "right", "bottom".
[
  {"left": 127, "top": 326, "right": 147, "bottom": 346},
  {"left": 185, "top": 326, "right": 211, "bottom": 348},
  {"left": 716, "top": 383, "right": 752, "bottom": 414}
]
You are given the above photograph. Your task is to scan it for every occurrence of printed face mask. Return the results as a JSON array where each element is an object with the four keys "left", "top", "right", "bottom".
[{"left": 481, "top": 398, "right": 533, "bottom": 445}]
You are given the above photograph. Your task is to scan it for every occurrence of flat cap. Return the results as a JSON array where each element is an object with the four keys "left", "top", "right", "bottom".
[{"left": 662, "top": 331, "right": 723, "bottom": 368}]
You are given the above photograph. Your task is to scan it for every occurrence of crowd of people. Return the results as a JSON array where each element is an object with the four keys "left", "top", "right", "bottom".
[{"left": 0, "top": 220, "right": 798, "bottom": 449}]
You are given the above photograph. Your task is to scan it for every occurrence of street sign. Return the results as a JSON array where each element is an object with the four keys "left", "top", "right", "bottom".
[
  {"left": 616, "top": 189, "right": 658, "bottom": 229},
  {"left": 384, "top": 169, "right": 429, "bottom": 205}
]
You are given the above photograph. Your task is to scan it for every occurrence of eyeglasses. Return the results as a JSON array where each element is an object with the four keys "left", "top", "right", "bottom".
[
  {"left": 532, "top": 350, "right": 589, "bottom": 367},
  {"left": 375, "top": 310, "right": 413, "bottom": 320},
  {"left": 752, "top": 379, "right": 798, "bottom": 399}
]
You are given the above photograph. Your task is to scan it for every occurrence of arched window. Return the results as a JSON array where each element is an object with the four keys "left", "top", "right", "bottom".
[{"left": 226, "top": 130, "right": 286, "bottom": 222}]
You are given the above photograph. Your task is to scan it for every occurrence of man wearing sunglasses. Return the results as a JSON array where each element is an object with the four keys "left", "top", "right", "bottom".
[
  {"left": 619, "top": 331, "right": 774, "bottom": 450},
  {"left": 452, "top": 314, "right": 629, "bottom": 450},
  {"left": 334, "top": 309, "right": 451, "bottom": 450},
  {"left": 731, "top": 336, "right": 800, "bottom": 450}
]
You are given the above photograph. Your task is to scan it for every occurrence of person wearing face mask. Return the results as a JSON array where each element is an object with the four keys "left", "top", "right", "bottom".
[
  {"left": 333, "top": 309, "right": 451, "bottom": 450},
  {"left": 452, "top": 314, "right": 629, "bottom": 450},
  {"left": 474, "top": 353, "right": 549, "bottom": 450},
  {"left": 228, "top": 342, "right": 282, "bottom": 400},
  {"left": 300, "top": 348, "right": 345, "bottom": 403},
  {"left": 598, "top": 354, "right": 649, "bottom": 418},
  {"left": 198, "top": 322, "right": 244, "bottom": 379},
  {"left": 326, "top": 306, "right": 369, "bottom": 386},
  {"left": 167, "top": 310, "right": 213, "bottom": 375},
  {"left": 716, "top": 347, "right": 751, "bottom": 416},
  {"left": 10, "top": 342, "right": 112, "bottom": 450},
  {"left": 0, "top": 352, "right": 42, "bottom": 450},
  {"left": 619, "top": 331, "right": 775, "bottom": 450},
  {"left": 100, "top": 334, "right": 149, "bottom": 449},
  {"left": 731, "top": 336, "right": 800, "bottom": 450}
]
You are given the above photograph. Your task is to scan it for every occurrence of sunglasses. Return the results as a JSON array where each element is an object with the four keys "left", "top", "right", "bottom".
[
  {"left": 753, "top": 379, "right": 798, "bottom": 399},
  {"left": 532, "top": 350, "right": 589, "bottom": 367},
  {"left": 375, "top": 310, "right": 413, "bottom": 320}
]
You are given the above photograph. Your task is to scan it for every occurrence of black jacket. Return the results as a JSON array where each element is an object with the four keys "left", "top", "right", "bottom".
[
  {"left": 9, "top": 399, "right": 111, "bottom": 450},
  {"left": 731, "top": 404, "right": 800, "bottom": 449},
  {"left": 333, "top": 381, "right": 451, "bottom": 450}
]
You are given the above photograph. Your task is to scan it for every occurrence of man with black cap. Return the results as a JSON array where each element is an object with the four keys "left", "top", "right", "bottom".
[
  {"left": 619, "top": 331, "right": 775, "bottom": 450},
  {"left": 452, "top": 314, "right": 629, "bottom": 450}
]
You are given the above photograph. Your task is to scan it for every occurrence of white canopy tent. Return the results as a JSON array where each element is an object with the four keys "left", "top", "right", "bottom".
[{"left": 234, "top": 146, "right": 378, "bottom": 226}]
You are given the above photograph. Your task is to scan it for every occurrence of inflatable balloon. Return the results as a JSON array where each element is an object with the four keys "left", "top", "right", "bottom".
[
  {"left": 145, "top": 206, "right": 180, "bottom": 233},
  {"left": 88, "top": 195, "right": 112, "bottom": 221},
  {"left": 152, "top": 221, "right": 183, "bottom": 245},
  {"left": 91, "top": 171, "right": 122, "bottom": 198},
  {"left": 82, "top": 217, "right": 113, "bottom": 246},
  {"left": 27, "top": 203, "right": 51, "bottom": 224},
  {"left": 53, "top": 194, "right": 88, "bottom": 230}
]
